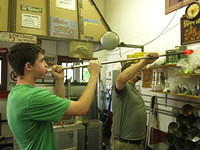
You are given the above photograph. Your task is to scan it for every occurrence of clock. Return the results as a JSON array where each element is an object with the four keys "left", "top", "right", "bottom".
[{"left": 185, "top": 2, "right": 200, "bottom": 20}]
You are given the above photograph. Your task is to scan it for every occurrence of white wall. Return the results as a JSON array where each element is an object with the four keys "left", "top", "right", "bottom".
[
  {"left": 104, "top": 0, "right": 183, "bottom": 50},
  {"left": 102, "top": 0, "right": 199, "bottom": 56}
]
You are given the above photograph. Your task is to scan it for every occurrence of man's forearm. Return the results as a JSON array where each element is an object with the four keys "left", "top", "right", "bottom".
[
  {"left": 119, "top": 61, "right": 146, "bottom": 82},
  {"left": 78, "top": 74, "right": 99, "bottom": 112}
]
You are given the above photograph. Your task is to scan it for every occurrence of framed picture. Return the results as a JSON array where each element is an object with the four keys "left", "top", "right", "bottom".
[
  {"left": 180, "top": 16, "right": 200, "bottom": 45},
  {"left": 165, "top": 0, "right": 197, "bottom": 14}
]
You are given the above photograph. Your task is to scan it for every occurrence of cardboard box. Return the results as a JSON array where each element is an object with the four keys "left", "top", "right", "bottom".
[
  {"left": 79, "top": 0, "right": 108, "bottom": 41},
  {"left": 0, "top": 0, "right": 9, "bottom": 31},
  {"left": 10, "top": 0, "right": 48, "bottom": 36},
  {"left": 48, "top": 0, "right": 78, "bottom": 39}
]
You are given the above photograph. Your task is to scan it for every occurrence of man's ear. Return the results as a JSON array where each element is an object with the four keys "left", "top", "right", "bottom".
[{"left": 24, "top": 62, "right": 33, "bottom": 71}]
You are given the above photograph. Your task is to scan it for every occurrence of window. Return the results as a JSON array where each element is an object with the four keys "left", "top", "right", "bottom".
[
  {"left": 57, "top": 56, "right": 96, "bottom": 83},
  {"left": 165, "top": 0, "right": 197, "bottom": 14},
  {"left": 80, "top": 62, "right": 90, "bottom": 82},
  {"left": 62, "top": 62, "right": 74, "bottom": 82},
  {"left": 57, "top": 56, "right": 80, "bottom": 83}
]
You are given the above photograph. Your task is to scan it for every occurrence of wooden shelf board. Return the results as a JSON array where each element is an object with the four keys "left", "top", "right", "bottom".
[
  {"left": 176, "top": 73, "right": 200, "bottom": 76},
  {"left": 151, "top": 91, "right": 200, "bottom": 99},
  {"left": 147, "top": 64, "right": 178, "bottom": 69}
]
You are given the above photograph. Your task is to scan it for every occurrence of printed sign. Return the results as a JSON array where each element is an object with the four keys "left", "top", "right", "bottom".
[
  {"left": 22, "top": 13, "right": 41, "bottom": 29},
  {"left": 0, "top": 32, "right": 37, "bottom": 43},
  {"left": 50, "top": 16, "right": 78, "bottom": 39},
  {"left": 21, "top": 5, "right": 42, "bottom": 13},
  {"left": 181, "top": 16, "right": 200, "bottom": 45},
  {"left": 56, "top": 0, "right": 76, "bottom": 10},
  {"left": 10, "top": 71, "right": 17, "bottom": 82}
]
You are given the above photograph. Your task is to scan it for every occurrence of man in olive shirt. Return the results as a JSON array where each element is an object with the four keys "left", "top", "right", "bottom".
[
  {"left": 7, "top": 43, "right": 101, "bottom": 150},
  {"left": 111, "top": 52, "right": 158, "bottom": 150}
]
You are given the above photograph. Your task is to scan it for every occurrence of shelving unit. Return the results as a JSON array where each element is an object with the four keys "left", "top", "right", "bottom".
[
  {"left": 0, "top": 31, "right": 100, "bottom": 44},
  {"left": 151, "top": 91, "right": 200, "bottom": 99},
  {"left": 149, "top": 64, "right": 200, "bottom": 99}
]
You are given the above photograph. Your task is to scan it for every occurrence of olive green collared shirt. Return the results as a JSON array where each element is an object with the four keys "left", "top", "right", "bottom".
[{"left": 112, "top": 82, "right": 147, "bottom": 140}]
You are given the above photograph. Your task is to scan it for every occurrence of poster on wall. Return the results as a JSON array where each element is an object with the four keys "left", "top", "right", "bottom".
[
  {"left": 69, "top": 41, "right": 94, "bottom": 58},
  {"left": 50, "top": 16, "right": 78, "bottom": 39},
  {"left": 56, "top": 0, "right": 76, "bottom": 10},
  {"left": 21, "top": 13, "right": 41, "bottom": 29},
  {"left": 181, "top": 17, "right": 200, "bottom": 45}
]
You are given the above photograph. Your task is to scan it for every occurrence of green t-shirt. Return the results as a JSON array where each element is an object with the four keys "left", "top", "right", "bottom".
[
  {"left": 112, "top": 82, "right": 147, "bottom": 140},
  {"left": 7, "top": 84, "right": 71, "bottom": 150}
]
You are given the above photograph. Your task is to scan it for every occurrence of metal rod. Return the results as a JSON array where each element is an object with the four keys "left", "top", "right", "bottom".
[
  {"left": 118, "top": 42, "right": 144, "bottom": 50},
  {"left": 47, "top": 52, "right": 183, "bottom": 71}
]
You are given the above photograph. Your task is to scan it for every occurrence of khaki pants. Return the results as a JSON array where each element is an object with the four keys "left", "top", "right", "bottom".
[{"left": 110, "top": 138, "right": 144, "bottom": 150}]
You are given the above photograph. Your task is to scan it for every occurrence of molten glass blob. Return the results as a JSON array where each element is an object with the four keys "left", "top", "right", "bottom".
[{"left": 182, "top": 49, "right": 193, "bottom": 55}]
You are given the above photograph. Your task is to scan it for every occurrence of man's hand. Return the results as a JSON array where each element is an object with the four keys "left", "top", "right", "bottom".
[
  {"left": 50, "top": 65, "right": 64, "bottom": 80},
  {"left": 88, "top": 60, "right": 101, "bottom": 77},
  {"left": 140, "top": 52, "right": 159, "bottom": 65}
]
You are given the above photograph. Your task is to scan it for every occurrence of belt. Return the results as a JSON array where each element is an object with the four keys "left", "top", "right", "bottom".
[{"left": 114, "top": 137, "right": 143, "bottom": 144}]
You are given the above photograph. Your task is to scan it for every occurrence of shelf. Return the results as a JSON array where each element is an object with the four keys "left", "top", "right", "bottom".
[
  {"left": 176, "top": 73, "right": 200, "bottom": 76},
  {"left": 37, "top": 35, "right": 100, "bottom": 44},
  {"left": 0, "top": 32, "right": 37, "bottom": 44},
  {"left": 152, "top": 91, "right": 200, "bottom": 99},
  {"left": 0, "top": 31, "right": 100, "bottom": 44},
  {"left": 146, "top": 64, "right": 178, "bottom": 70}
]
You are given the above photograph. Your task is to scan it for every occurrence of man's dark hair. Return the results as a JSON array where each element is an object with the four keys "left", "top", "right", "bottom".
[
  {"left": 121, "top": 62, "right": 134, "bottom": 72},
  {"left": 8, "top": 43, "right": 45, "bottom": 76}
]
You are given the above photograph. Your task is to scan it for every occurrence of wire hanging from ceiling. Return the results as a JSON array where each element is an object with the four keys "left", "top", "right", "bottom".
[{"left": 143, "top": 10, "right": 178, "bottom": 46}]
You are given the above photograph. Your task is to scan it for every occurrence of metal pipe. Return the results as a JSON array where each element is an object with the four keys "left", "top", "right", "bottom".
[
  {"left": 47, "top": 50, "right": 193, "bottom": 72},
  {"left": 118, "top": 42, "right": 144, "bottom": 51}
]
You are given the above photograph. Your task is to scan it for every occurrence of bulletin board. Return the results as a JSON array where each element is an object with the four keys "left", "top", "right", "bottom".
[
  {"left": 11, "top": 0, "right": 48, "bottom": 36},
  {"left": 48, "top": 0, "right": 78, "bottom": 39}
]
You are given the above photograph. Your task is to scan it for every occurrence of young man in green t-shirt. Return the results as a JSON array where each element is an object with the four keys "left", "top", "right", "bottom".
[
  {"left": 111, "top": 52, "right": 158, "bottom": 150},
  {"left": 7, "top": 43, "right": 101, "bottom": 150}
]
